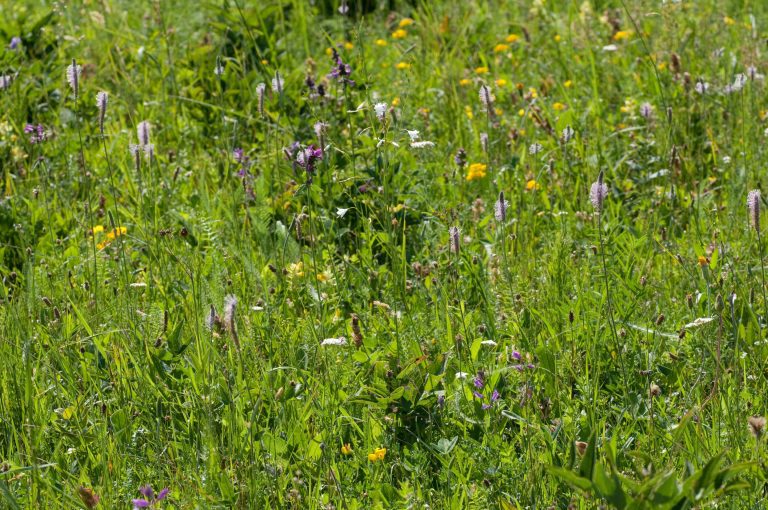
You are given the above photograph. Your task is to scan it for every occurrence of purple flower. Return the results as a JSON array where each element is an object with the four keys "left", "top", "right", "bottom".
[
  {"left": 132, "top": 485, "right": 169, "bottom": 509},
  {"left": 511, "top": 350, "right": 521, "bottom": 361},
  {"left": 472, "top": 391, "right": 484, "bottom": 399},
  {"left": 9, "top": 37, "right": 21, "bottom": 50},
  {"left": 482, "top": 403, "right": 492, "bottom": 410},
  {"left": 328, "top": 48, "right": 355, "bottom": 87},
  {"left": 24, "top": 124, "right": 48, "bottom": 144},
  {"left": 296, "top": 144, "right": 324, "bottom": 179},
  {"left": 454, "top": 148, "right": 467, "bottom": 167},
  {"left": 491, "top": 389, "right": 500, "bottom": 401},
  {"left": 473, "top": 373, "right": 484, "bottom": 390},
  {"left": 437, "top": 394, "right": 445, "bottom": 407}
]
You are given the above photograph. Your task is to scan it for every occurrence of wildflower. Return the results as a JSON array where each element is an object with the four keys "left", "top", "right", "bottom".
[
  {"left": 96, "top": 91, "right": 108, "bottom": 134},
  {"left": 374, "top": 102, "right": 388, "bottom": 121},
  {"left": 450, "top": 149, "right": 466, "bottom": 170},
  {"left": 406, "top": 129, "right": 420, "bottom": 142},
  {"left": 321, "top": 337, "right": 348, "bottom": 346},
  {"left": 694, "top": 80, "right": 709, "bottom": 94},
  {"left": 590, "top": 171, "right": 608, "bottom": 213},
  {"left": 449, "top": 226, "right": 460, "bottom": 254},
  {"left": 575, "top": 441, "right": 588, "bottom": 456},
  {"left": 328, "top": 48, "right": 355, "bottom": 87},
  {"left": 748, "top": 416, "right": 766, "bottom": 439},
  {"left": 564, "top": 79, "right": 573, "bottom": 88},
  {"left": 475, "top": 66, "right": 489, "bottom": 74},
  {"left": 612, "top": 30, "right": 632, "bottom": 41},
  {"left": 561, "top": 125, "right": 575, "bottom": 143},
  {"left": 296, "top": 145, "right": 323, "bottom": 179},
  {"left": 391, "top": 29, "right": 407, "bottom": 39},
  {"left": 552, "top": 102, "right": 565, "bottom": 111},
  {"left": 66, "top": 59, "right": 82, "bottom": 99},
  {"left": 271, "top": 71, "right": 284, "bottom": 94},
  {"left": 529, "top": 142, "right": 542, "bottom": 155},
  {"left": 747, "top": 65, "right": 765, "bottom": 81},
  {"left": 639, "top": 102, "right": 653, "bottom": 119},
  {"left": 137, "top": 121, "right": 151, "bottom": 147},
  {"left": 697, "top": 256, "right": 709, "bottom": 267},
  {"left": 505, "top": 34, "right": 520, "bottom": 43},
  {"left": 129, "top": 144, "right": 141, "bottom": 171},
  {"left": 224, "top": 295, "right": 239, "bottom": 349},
  {"left": 24, "top": 124, "right": 48, "bottom": 144},
  {"left": 478, "top": 84, "right": 494, "bottom": 112},
  {"left": 472, "top": 391, "right": 484, "bottom": 399},
  {"left": 256, "top": 83, "right": 266, "bottom": 116},
  {"left": 214, "top": 56, "right": 224, "bottom": 76},
  {"left": 395, "top": 62, "right": 411, "bottom": 70},
  {"left": 493, "top": 43, "right": 509, "bottom": 53},
  {"left": 554, "top": 34, "right": 562, "bottom": 42},
  {"left": 410, "top": 141, "right": 435, "bottom": 149},
  {"left": 78, "top": 487, "right": 100, "bottom": 509},
  {"left": 459, "top": 78, "right": 471, "bottom": 86},
  {"left": 473, "top": 373, "right": 484, "bottom": 389},
  {"left": 132, "top": 485, "right": 169, "bottom": 509},
  {"left": 491, "top": 389, "right": 500, "bottom": 401},
  {"left": 511, "top": 350, "right": 522, "bottom": 360},
  {"left": 723, "top": 16, "right": 736, "bottom": 26},
  {"left": 480, "top": 133, "right": 488, "bottom": 153},
  {"left": 437, "top": 394, "right": 445, "bottom": 407},
  {"left": 0, "top": 74, "right": 14, "bottom": 90},
  {"left": 367, "top": 447, "right": 387, "bottom": 462},
  {"left": 748, "top": 189, "right": 761, "bottom": 231},
  {"left": 399, "top": 18, "right": 414, "bottom": 27},
  {"left": 375, "top": 39, "right": 387, "bottom": 46},
  {"left": 341, "top": 443, "right": 353, "bottom": 455},
  {"left": 494, "top": 191, "right": 508, "bottom": 222},
  {"left": 495, "top": 79, "right": 507, "bottom": 87},
  {"left": 314, "top": 121, "right": 328, "bottom": 149},
  {"left": 9, "top": 37, "right": 21, "bottom": 50},
  {"left": 525, "top": 179, "right": 540, "bottom": 191},
  {"left": 465, "top": 163, "right": 487, "bottom": 181}
]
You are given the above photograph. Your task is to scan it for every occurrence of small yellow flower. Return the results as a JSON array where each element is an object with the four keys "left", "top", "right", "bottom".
[
  {"left": 288, "top": 262, "right": 304, "bottom": 278},
  {"left": 526, "top": 179, "right": 541, "bottom": 191},
  {"left": 475, "top": 66, "right": 489, "bottom": 74},
  {"left": 564, "top": 80, "right": 573, "bottom": 88},
  {"left": 494, "top": 108, "right": 503, "bottom": 116},
  {"left": 395, "top": 62, "right": 411, "bottom": 70},
  {"left": 465, "top": 105, "right": 474, "bottom": 119},
  {"left": 90, "top": 225, "right": 105, "bottom": 235},
  {"left": 392, "top": 97, "right": 400, "bottom": 107},
  {"left": 316, "top": 272, "right": 329, "bottom": 283},
  {"left": 325, "top": 47, "right": 333, "bottom": 56},
  {"left": 341, "top": 443, "right": 353, "bottom": 455},
  {"left": 367, "top": 447, "right": 387, "bottom": 462},
  {"left": 459, "top": 78, "right": 472, "bottom": 86},
  {"left": 612, "top": 30, "right": 632, "bottom": 41},
  {"left": 466, "top": 163, "right": 487, "bottom": 181},
  {"left": 260, "top": 59, "right": 268, "bottom": 65},
  {"left": 552, "top": 102, "right": 566, "bottom": 111},
  {"left": 697, "top": 256, "right": 709, "bottom": 267},
  {"left": 554, "top": 34, "right": 562, "bottom": 42},
  {"left": 399, "top": 18, "right": 414, "bottom": 27},
  {"left": 11, "top": 146, "right": 26, "bottom": 162},
  {"left": 619, "top": 98, "right": 636, "bottom": 114},
  {"left": 495, "top": 79, "right": 507, "bottom": 87},
  {"left": 657, "top": 62, "right": 667, "bottom": 71},
  {"left": 391, "top": 29, "right": 407, "bottom": 39},
  {"left": 723, "top": 16, "right": 736, "bottom": 26},
  {"left": 493, "top": 43, "right": 509, "bottom": 53},
  {"left": 505, "top": 34, "right": 520, "bottom": 43},
  {"left": 344, "top": 41, "right": 354, "bottom": 50},
  {"left": 528, "top": 87, "right": 538, "bottom": 99},
  {"left": 517, "top": 108, "right": 525, "bottom": 117},
  {"left": 375, "top": 39, "right": 388, "bottom": 47}
]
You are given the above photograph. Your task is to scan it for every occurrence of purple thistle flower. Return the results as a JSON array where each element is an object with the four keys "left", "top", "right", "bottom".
[{"left": 590, "top": 171, "right": 608, "bottom": 213}]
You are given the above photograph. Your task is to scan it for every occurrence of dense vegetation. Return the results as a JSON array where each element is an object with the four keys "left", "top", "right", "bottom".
[{"left": 1, "top": 0, "right": 768, "bottom": 507}]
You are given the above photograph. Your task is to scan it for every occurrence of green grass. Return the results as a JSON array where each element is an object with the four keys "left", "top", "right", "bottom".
[{"left": 1, "top": 0, "right": 768, "bottom": 507}]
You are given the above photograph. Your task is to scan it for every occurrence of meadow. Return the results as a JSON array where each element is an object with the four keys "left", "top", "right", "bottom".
[{"left": 1, "top": 0, "right": 768, "bottom": 507}]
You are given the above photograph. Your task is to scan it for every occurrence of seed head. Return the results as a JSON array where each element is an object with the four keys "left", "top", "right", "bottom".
[
  {"left": 494, "top": 191, "right": 508, "bottom": 222},
  {"left": 590, "top": 171, "right": 608, "bottom": 213},
  {"left": 256, "top": 83, "right": 266, "bottom": 116},
  {"left": 272, "top": 71, "right": 284, "bottom": 94},
  {"left": 137, "top": 121, "right": 151, "bottom": 147},
  {"left": 748, "top": 415, "right": 766, "bottom": 439},
  {"left": 748, "top": 189, "right": 761, "bottom": 231},
  {"left": 449, "top": 226, "right": 460, "bottom": 254},
  {"left": 96, "top": 91, "right": 108, "bottom": 134},
  {"left": 66, "top": 59, "right": 82, "bottom": 99},
  {"left": 478, "top": 84, "right": 494, "bottom": 111}
]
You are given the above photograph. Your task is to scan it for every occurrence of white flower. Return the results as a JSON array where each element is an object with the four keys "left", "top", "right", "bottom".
[
  {"left": 561, "top": 125, "right": 575, "bottom": 142},
  {"left": 694, "top": 81, "right": 709, "bottom": 94},
  {"left": 66, "top": 61, "right": 82, "bottom": 97},
  {"left": 455, "top": 372, "right": 469, "bottom": 380},
  {"left": 321, "top": 336, "right": 347, "bottom": 346},
  {"left": 410, "top": 141, "right": 435, "bottom": 149},
  {"left": 137, "top": 121, "right": 151, "bottom": 146},
  {"left": 0, "top": 74, "right": 14, "bottom": 90},
  {"left": 271, "top": 72, "right": 283, "bottom": 94},
  {"left": 374, "top": 102, "right": 388, "bottom": 121},
  {"left": 406, "top": 129, "right": 420, "bottom": 141},
  {"left": 602, "top": 44, "right": 618, "bottom": 52},
  {"left": 529, "top": 142, "right": 543, "bottom": 155}
]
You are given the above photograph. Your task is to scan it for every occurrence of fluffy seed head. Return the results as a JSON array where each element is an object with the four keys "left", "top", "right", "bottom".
[
  {"left": 748, "top": 189, "right": 761, "bottom": 231},
  {"left": 137, "top": 121, "right": 151, "bottom": 147},
  {"left": 478, "top": 85, "right": 494, "bottom": 111},
  {"left": 449, "top": 226, "right": 460, "bottom": 254}
]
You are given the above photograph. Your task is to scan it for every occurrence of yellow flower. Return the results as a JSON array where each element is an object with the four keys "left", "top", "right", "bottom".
[
  {"left": 493, "top": 43, "right": 509, "bottom": 53},
  {"left": 260, "top": 59, "right": 268, "bottom": 65},
  {"left": 526, "top": 179, "right": 541, "bottom": 191},
  {"left": 11, "top": 146, "right": 26, "bottom": 162},
  {"left": 552, "top": 102, "right": 566, "bottom": 111},
  {"left": 528, "top": 87, "right": 538, "bottom": 99},
  {"left": 316, "top": 272, "right": 329, "bottom": 283},
  {"left": 90, "top": 225, "right": 105, "bottom": 235},
  {"left": 105, "top": 226, "right": 127, "bottom": 241},
  {"left": 466, "top": 163, "right": 487, "bottom": 181},
  {"left": 612, "top": 30, "right": 632, "bottom": 41},
  {"left": 392, "top": 97, "right": 400, "bottom": 107},
  {"left": 391, "top": 29, "right": 407, "bottom": 39},
  {"left": 459, "top": 78, "right": 472, "bottom": 86},
  {"left": 368, "top": 447, "right": 387, "bottom": 462},
  {"left": 494, "top": 108, "right": 503, "bottom": 116},
  {"left": 325, "top": 47, "right": 333, "bottom": 56},
  {"left": 341, "top": 443, "right": 353, "bottom": 455},
  {"left": 620, "top": 98, "right": 636, "bottom": 113},
  {"left": 697, "top": 256, "right": 709, "bottom": 267},
  {"left": 657, "top": 62, "right": 667, "bottom": 71},
  {"left": 475, "top": 66, "right": 489, "bottom": 74},
  {"left": 465, "top": 105, "right": 474, "bottom": 119},
  {"left": 517, "top": 108, "right": 525, "bottom": 117},
  {"left": 564, "top": 80, "right": 573, "bottom": 88},
  {"left": 723, "top": 16, "right": 736, "bottom": 26},
  {"left": 554, "top": 34, "right": 562, "bottom": 42},
  {"left": 395, "top": 62, "right": 411, "bottom": 70},
  {"left": 399, "top": 18, "right": 414, "bottom": 27},
  {"left": 344, "top": 41, "right": 354, "bottom": 50},
  {"left": 495, "top": 79, "right": 507, "bottom": 87},
  {"left": 288, "top": 262, "right": 304, "bottom": 278},
  {"left": 375, "top": 39, "right": 387, "bottom": 46},
  {"left": 505, "top": 34, "right": 520, "bottom": 43}
]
